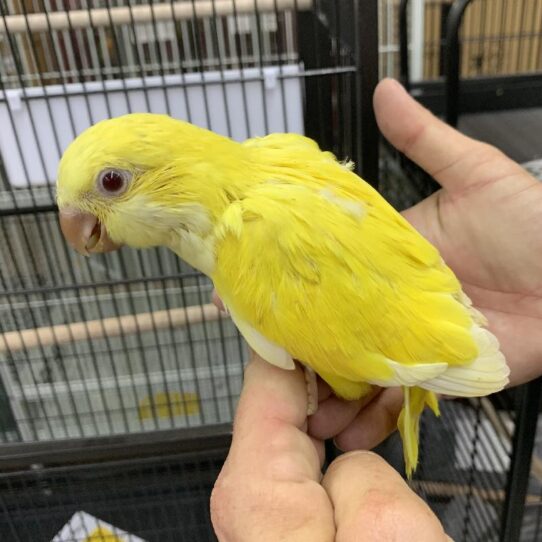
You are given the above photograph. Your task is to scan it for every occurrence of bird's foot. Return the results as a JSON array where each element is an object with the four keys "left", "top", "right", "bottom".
[{"left": 304, "top": 366, "right": 318, "bottom": 416}]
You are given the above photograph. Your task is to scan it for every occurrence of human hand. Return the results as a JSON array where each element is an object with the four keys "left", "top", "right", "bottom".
[
  {"left": 210, "top": 353, "right": 450, "bottom": 541},
  {"left": 310, "top": 78, "right": 542, "bottom": 452}
]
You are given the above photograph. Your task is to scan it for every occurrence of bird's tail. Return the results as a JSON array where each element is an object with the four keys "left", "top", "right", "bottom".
[{"left": 397, "top": 386, "right": 440, "bottom": 478}]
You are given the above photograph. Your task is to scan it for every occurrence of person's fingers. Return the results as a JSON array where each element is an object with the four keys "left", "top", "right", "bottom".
[
  {"left": 373, "top": 78, "right": 523, "bottom": 194},
  {"left": 226, "top": 354, "right": 319, "bottom": 475},
  {"left": 211, "top": 355, "right": 332, "bottom": 542},
  {"left": 323, "top": 451, "right": 451, "bottom": 541},
  {"left": 308, "top": 388, "right": 382, "bottom": 440},
  {"left": 334, "top": 388, "right": 403, "bottom": 451},
  {"left": 317, "top": 376, "right": 334, "bottom": 402}
]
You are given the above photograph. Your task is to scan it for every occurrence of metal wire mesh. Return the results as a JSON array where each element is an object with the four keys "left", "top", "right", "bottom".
[
  {"left": 0, "top": 0, "right": 299, "bottom": 88},
  {"left": 524, "top": 415, "right": 542, "bottom": 540},
  {"left": 0, "top": 0, "right": 323, "bottom": 443},
  {"left": 414, "top": 397, "right": 513, "bottom": 541},
  {"left": 0, "top": 448, "right": 228, "bottom": 541}
]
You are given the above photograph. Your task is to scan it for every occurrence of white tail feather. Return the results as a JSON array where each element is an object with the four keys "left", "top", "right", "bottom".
[{"left": 422, "top": 326, "right": 509, "bottom": 397}]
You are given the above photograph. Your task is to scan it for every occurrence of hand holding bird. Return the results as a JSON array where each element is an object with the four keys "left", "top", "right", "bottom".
[{"left": 309, "top": 78, "right": 542, "bottom": 452}]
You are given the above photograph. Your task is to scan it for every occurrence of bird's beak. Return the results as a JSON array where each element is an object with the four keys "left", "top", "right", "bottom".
[{"left": 59, "top": 207, "right": 121, "bottom": 256}]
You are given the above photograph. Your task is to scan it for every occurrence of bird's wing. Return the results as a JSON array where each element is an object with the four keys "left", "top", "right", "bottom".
[{"left": 212, "top": 178, "right": 507, "bottom": 398}]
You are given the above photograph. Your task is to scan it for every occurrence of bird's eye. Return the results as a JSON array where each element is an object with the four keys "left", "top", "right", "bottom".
[{"left": 98, "top": 169, "right": 129, "bottom": 195}]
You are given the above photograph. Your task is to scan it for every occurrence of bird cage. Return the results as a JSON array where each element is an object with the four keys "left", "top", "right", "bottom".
[
  {"left": 0, "top": 0, "right": 312, "bottom": 444},
  {"left": 0, "top": 0, "right": 542, "bottom": 540}
]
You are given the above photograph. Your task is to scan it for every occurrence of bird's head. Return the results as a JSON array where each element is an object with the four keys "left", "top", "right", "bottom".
[{"left": 56, "top": 113, "right": 246, "bottom": 258}]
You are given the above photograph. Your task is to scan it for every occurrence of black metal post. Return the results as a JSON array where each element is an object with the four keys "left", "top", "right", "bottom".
[
  {"left": 0, "top": 204, "right": 58, "bottom": 217},
  {"left": 0, "top": 424, "right": 233, "bottom": 470},
  {"left": 443, "top": 0, "right": 472, "bottom": 127},
  {"left": 354, "top": 0, "right": 379, "bottom": 187},
  {"left": 500, "top": 378, "right": 542, "bottom": 542},
  {"left": 399, "top": 0, "right": 410, "bottom": 91},
  {"left": 296, "top": 4, "right": 334, "bottom": 152}
]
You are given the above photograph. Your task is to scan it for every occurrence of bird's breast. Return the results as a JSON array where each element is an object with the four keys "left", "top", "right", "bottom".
[{"left": 170, "top": 230, "right": 216, "bottom": 276}]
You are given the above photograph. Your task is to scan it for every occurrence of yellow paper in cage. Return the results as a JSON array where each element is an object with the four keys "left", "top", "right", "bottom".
[
  {"left": 84, "top": 526, "right": 124, "bottom": 542},
  {"left": 138, "top": 391, "right": 200, "bottom": 420},
  {"left": 51, "top": 511, "right": 147, "bottom": 542}
]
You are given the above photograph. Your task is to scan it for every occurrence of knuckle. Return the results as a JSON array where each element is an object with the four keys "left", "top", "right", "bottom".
[
  {"left": 210, "top": 469, "right": 276, "bottom": 539},
  {"left": 210, "top": 469, "right": 249, "bottom": 540},
  {"left": 209, "top": 473, "right": 232, "bottom": 539},
  {"left": 212, "top": 467, "right": 332, "bottom": 541}
]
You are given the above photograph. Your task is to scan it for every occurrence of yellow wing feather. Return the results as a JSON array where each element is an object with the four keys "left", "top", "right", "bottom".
[
  {"left": 213, "top": 151, "right": 478, "bottom": 389},
  {"left": 212, "top": 133, "right": 508, "bottom": 476}
]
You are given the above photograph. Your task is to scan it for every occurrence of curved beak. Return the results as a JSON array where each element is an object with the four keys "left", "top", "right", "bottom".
[{"left": 59, "top": 207, "right": 121, "bottom": 256}]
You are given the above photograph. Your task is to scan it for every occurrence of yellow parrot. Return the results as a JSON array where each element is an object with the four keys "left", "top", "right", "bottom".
[{"left": 56, "top": 114, "right": 509, "bottom": 476}]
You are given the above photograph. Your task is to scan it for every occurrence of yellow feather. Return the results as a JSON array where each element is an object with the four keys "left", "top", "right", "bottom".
[{"left": 398, "top": 387, "right": 440, "bottom": 478}]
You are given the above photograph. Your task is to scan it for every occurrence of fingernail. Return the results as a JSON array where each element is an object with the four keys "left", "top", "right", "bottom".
[
  {"left": 386, "top": 78, "right": 407, "bottom": 94},
  {"left": 332, "top": 439, "right": 345, "bottom": 452},
  {"left": 331, "top": 449, "right": 376, "bottom": 466},
  {"left": 211, "top": 291, "right": 229, "bottom": 314}
]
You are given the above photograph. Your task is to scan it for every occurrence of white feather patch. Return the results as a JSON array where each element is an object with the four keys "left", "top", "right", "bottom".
[
  {"left": 117, "top": 195, "right": 216, "bottom": 275},
  {"left": 172, "top": 229, "right": 215, "bottom": 276},
  {"left": 368, "top": 359, "right": 448, "bottom": 387},
  {"left": 367, "top": 324, "right": 509, "bottom": 398},
  {"left": 422, "top": 327, "right": 509, "bottom": 397},
  {"left": 227, "top": 307, "right": 295, "bottom": 370},
  {"left": 319, "top": 188, "right": 365, "bottom": 219}
]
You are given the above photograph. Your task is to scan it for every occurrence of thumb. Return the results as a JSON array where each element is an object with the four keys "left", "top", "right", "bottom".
[
  {"left": 373, "top": 78, "right": 516, "bottom": 194},
  {"left": 323, "top": 451, "right": 451, "bottom": 541}
]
